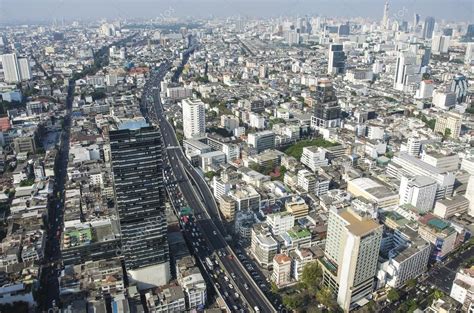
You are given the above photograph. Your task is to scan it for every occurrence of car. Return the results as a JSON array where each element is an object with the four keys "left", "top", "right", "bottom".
[
  {"left": 231, "top": 273, "right": 236, "bottom": 279},
  {"left": 224, "top": 276, "right": 229, "bottom": 282},
  {"left": 234, "top": 292, "right": 239, "bottom": 299},
  {"left": 244, "top": 283, "right": 249, "bottom": 290},
  {"left": 228, "top": 284, "right": 234, "bottom": 289},
  {"left": 213, "top": 230, "right": 217, "bottom": 235}
]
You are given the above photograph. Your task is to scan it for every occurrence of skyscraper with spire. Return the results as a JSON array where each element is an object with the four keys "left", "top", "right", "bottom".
[{"left": 382, "top": 1, "right": 390, "bottom": 30}]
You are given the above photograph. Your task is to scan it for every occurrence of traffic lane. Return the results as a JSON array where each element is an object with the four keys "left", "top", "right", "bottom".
[{"left": 197, "top": 219, "right": 270, "bottom": 312}]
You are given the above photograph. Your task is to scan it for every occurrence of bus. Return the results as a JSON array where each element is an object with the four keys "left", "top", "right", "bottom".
[{"left": 205, "top": 257, "right": 213, "bottom": 270}]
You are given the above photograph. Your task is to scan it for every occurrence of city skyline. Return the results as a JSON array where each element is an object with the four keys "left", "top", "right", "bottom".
[{"left": 1, "top": 0, "right": 473, "bottom": 24}]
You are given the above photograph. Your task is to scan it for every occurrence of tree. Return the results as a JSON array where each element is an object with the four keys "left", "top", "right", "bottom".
[
  {"left": 433, "top": 289, "right": 444, "bottom": 300},
  {"left": 387, "top": 288, "right": 400, "bottom": 302},
  {"left": 444, "top": 128, "right": 452, "bottom": 139},
  {"left": 282, "top": 294, "right": 304, "bottom": 310},
  {"left": 406, "top": 278, "right": 417, "bottom": 289},
  {"left": 204, "top": 171, "right": 216, "bottom": 180},
  {"left": 316, "top": 287, "right": 337, "bottom": 310},
  {"left": 270, "top": 281, "right": 279, "bottom": 293},
  {"left": 301, "top": 261, "right": 323, "bottom": 291}
]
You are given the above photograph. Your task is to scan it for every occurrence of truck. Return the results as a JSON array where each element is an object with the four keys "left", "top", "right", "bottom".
[{"left": 205, "top": 257, "right": 213, "bottom": 270}]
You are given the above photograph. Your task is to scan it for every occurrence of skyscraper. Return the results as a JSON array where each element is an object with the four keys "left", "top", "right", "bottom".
[
  {"left": 182, "top": 98, "right": 206, "bottom": 139},
  {"left": 1, "top": 53, "right": 21, "bottom": 83},
  {"left": 393, "top": 51, "right": 421, "bottom": 92},
  {"left": 110, "top": 126, "right": 170, "bottom": 289},
  {"left": 311, "top": 78, "right": 341, "bottom": 129},
  {"left": 423, "top": 17, "right": 436, "bottom": 39},
  {"left": 1, "top": 53, "right": 31, "bottom": 83},
  {"left": 450, "top": 74, "right": 468, "bottom": 104},
  {"left": 381, "top": 1, "right": 389, "bottom": 30},
  {"left": 327, "top": 43, "right": 345, "bottom": 75},
  {"left": 319, "top": 207, "right": 383, "bottom": 311},
  {"left": 18, "top": 58, "right": 31, "bottom": 80},
  {"left": 431, "top": 34, "right": 451, "bottom": 54},
  {"left": 413, "top": 13, "right": 420, "bottom": 29}
]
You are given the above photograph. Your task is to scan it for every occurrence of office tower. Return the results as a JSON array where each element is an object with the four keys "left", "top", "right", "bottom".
[
  {"left": 423, "top": 17, "right": 436, "bottom": 39},
  {"left": 431, "top": 34, "right": 451, "bottom": 54},
  {"left": 400, "top": 21, "right": 408, "bottom": 32},
  {"left": 465, "top": 43, "right": 474, "bottom": 65},
  {"left": 406, "top": 137, "right": 422, "bottom": 156},
  {"left": 286, "top": 29, "right": 300, "bottom": 46},
  {"left": 327, "top": 43, "right": 346, "bottom": 75},
  {"left": 311, "top": 78, "right": 341, "bottom": 129},
  {"left": 465, "top": 24, "right": 474, "bottom": 40},
  {"left": 393, "top": 51, "right": 421, "bottom": 92},
  {"left": 434, "top": 112, "right": 462, "bottom": 139},
  {"left": 110, "top": 126, "right": 170, "bottom": 289},
  {"left": 18, "top": 58, "right": 31, "bottom": 80},
  {"left": 338, "top": 23, "right": 350, "bottom": 36},
  {"left": 415, "top": 79, "right": 434, "bottom": 99},
  {"left": 443, "top": 28, "right": 453, "bottom": 36},
  {"left": 432, "top": 88, "right": 456, "bottom": 110},
  {"left": 182, "top": 98, "right": 206, "bottom": 139},
  {"left": 320, "top": 207, "right": 382, "bottom": 311},
  {"left": 413, "top": 13, "right": 420, "bottom": 29},
  {"left": 450, "top": 74, "right": 469, "bottom": 104},
  {"left": 399, "top": 175, "right": 437, "bottom": 213},
  {"left": 387, "top": 153, "right": 455, "bottom": 200},
  {"left": 247, "top": 130, "right": 275, "bottom": 153},
  {"left": 1, "top": 53, "right": 21, "bottom": 83},
  {"left": 381, "top": 1, "right": 389, "bottom": 30}
]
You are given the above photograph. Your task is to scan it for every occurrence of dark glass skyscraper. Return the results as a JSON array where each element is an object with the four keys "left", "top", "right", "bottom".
[
  {"left": 423, "top": 17, "right": 435, "bottom": 39},
  {"left": 327, "top": 43, "right": 346, "bottom": 75},
  {"left": 110, "top": 126, "right": 169, "bottom": 271}
]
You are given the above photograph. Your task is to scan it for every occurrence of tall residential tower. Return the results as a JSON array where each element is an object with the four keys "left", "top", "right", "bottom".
[{"left": 110, "top": 126, "right": 170, "bottom": 290}]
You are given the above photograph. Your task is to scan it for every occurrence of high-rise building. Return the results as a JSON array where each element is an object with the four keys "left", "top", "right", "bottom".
[
  {"left": 311, "top": 78, "right": 341, "bottom": 129},
  {"left": 110, "top": 126, "right": 170, "bottom": 289},
  {"left": 450, "top": 74, "right": 469, "bottom": 104},
  {"left": 406, "top": 137, "right": 422, "bottom": 156},
  {"left": 381, "top": 1, "right": 390, "bottom": 30},
  {"left": 466, "top": 176, "right": 474, "bottom": 217},
  {"left": 413, "top": 13, "right": 420, "bottom": 30},
  {"left": 338, "top": 23, "right": 350, "bottom": 36},
  {"left": 415, "top": 79, "right": 434, "bottom": 99},
  {"left": 465, "top": 43, "right": 474, "bottom": 65},
  {"left": 327, "top": 43, "right": 346, "bottom": 75},
  {"left": 1, "top": 53, "right": 31, "bottom": 83},
  {"left": 465, "top": 24, "right": 474, "bottom": 40},
  {"left": 1, "top": 53, "right": 21, "bottom": 83},
  {"left": 432, "top": 88, "right": 456, "bottom": 110},
  {"left": 393, "top": 51, "right": 421, "bottom": 92},
  {"left": 423, "top": 17, "right": 436, "bottom": 39},
  {"left": 247, "top": 130, "right": 275, "bottom": 153},
  {"left": 18, "top": 58, "right": 31, "bottom": 80},
  {"left": 434, "top": 112, "right": 462, "bottom": 139},
  {"left": 431, "top": 34, "right": 451, "bottom": 54},
  {"left": 399, "top": 175, "right": 437, "bottom": 213},
  {"left": 182, "top": 98, "right": 206, "bottom": 139},
  {"left": 320, "top": 207, "right": 383, "bottom": 311}
]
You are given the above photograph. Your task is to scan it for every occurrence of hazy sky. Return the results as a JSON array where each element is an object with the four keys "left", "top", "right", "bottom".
[{"left": 0, "top": 0, "right": 473, "bottom": 24}]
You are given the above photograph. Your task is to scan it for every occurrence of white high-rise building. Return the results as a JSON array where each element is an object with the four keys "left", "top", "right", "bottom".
[
  {"left": 432, "top": 34, "right": 451, "bottom": 54},
  {"left": 182, "top": 99, "right": 205, "bottom": 139},
  {"left": 1, "top": 53, "right": 21, "bottom": 83},
  {"left": 465, "top": 42, "right": 474, "bottom": 65},
  {"left": 18, "top": 58, "right": 31, "bottom": 80},
  {"left": 432, "top": 89, "right": 457, "bottom": 110},
  {"left": 399, "top": 175, "right": 438, "bottom": 213},
  {"left": 320, "top": 207, "right": 382, "bottom": 311},
  {"left": 406, "top": 137, "right": 422, "bottom": 156},
  {"left": 393, "top": 51, "right": 421, "bottom": 92},
  {"left": 415, "top": 80, "right": 434, "bottom": 99},
  {"left": 466, "top": 176, "right": 474, "bottom": 217}
]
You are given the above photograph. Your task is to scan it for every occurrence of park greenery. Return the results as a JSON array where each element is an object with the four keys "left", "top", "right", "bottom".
[
  {"left": 284, "top": 138, "right": 338, "bottom": 159},
  {"left": 279, "top": 262, "right": 341, "bottom": 312}
]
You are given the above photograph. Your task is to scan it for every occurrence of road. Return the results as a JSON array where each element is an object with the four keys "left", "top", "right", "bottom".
[
  {"left": 142, "top": 55, "right": 276, "bottom": 312},
  {"left": 38, "top": 80, "right": 74, "bottom": 312}
]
